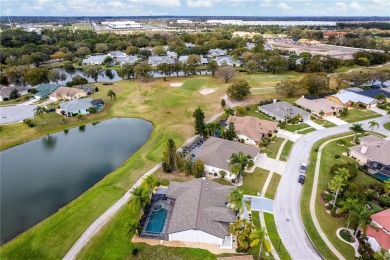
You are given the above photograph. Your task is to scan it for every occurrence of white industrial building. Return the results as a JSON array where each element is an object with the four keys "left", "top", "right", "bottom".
[{"left": 106, "top": 21, "right": 142, "bottom": 29}]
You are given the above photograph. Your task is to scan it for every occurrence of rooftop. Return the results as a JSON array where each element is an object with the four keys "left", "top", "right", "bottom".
[
  {"left": 194, "top": 137, "right": 260, "bottom": 172},
  {"left": 60, "top": 98, "right": 93, "bottom": 113},
  {"left": 166, "top": 178, "right": 236, "bottom": 239},
  {"left": 349, "top": 135, "right": 390, "bottom": 165},
  {"left": 295, "top": 97, "right": 343, "bottom": 114},
  {"left": 330, "top": 91, "right": 376, "bottom": 105},
  {"left": 259, "top": 101, "right": 310, "bottom": 119},
  {"left": 371, "top": 208, "right": 390, "bottom": 231}
]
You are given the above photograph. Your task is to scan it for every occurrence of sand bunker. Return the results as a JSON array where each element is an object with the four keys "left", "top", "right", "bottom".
[
  {"left": 170, "top": 82, "right": 183, "bottom": 87},
  {"left": 199, "top": 88, "right": 216, "bottom": 95}
]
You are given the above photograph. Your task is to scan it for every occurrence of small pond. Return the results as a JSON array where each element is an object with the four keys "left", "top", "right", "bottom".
[{"left": 0, "top": 118, "right": 153, "bottom": 244}]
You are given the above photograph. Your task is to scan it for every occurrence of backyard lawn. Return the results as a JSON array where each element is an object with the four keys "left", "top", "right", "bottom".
[
  {"left": 240, "top": 104, "right": 272, "bottom": 120},
  {"left": 242, "top": 168, "right": 270, "bottom": 196},
  {"left": 340, "top": 109, "right": 381, "bottom": 123},
  {"left": 280, "top": 140, "right": 293, "bottom": 162},
  {"left": 262, "top": 138, "right": 285, "bottom": 159},
  {"left": 265, "top": 174, "right": 281, "bottom": 200}
]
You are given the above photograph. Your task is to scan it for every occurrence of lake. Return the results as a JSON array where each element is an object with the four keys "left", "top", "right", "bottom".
[{"left": 0, "top": 118, "right": 153, "bottom": 244}]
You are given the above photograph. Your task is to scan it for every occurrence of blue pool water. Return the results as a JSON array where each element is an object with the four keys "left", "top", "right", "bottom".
[
  {"left": 145, "top": 208, "right": 167, "bottom": 233},
  {"left": 374, "top": 173, "right": 390, "bottom": 181},
  {"left": 96, "top": 104, "right": 104, "bottom": 111}
]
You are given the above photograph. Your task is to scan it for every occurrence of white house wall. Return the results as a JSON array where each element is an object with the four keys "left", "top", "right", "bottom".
[
  {"left": 349, "top": 150, "right": 369, "bottom": 165},
  {"left": 237, "top": 134, "right": 257, "bottom": 146},
  {"left": 204, "top": 165, "right": 235, "bottom": 180},
  {"left": 169, "top": 230, "right": 224, "bottom": 246}
]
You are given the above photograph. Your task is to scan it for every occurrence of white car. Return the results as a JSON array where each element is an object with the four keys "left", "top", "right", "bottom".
[{"left": 299, "top": 162, "right": 307, "bottom": 173}]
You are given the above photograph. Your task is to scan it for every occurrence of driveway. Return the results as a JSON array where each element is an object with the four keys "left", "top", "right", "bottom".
[
  {"left": 243, "top": 195, "right": 274, "bottom": 220},
  {"left": 305, "top": 120, "right": 324, "bottom": 130},
  {"left": 252, "top": 154, "right": 286, "bottom": 174},
  {"left": 0, "top": 105, "right": 37, "bottom": 124},
  {"left": 274, "top": 116, "right": 390, "bottom": 260},
  {"left": 325, "top": 116, "right": 348, "bottom": 125},
  {"left": 276, "top": 129, "right": 302, "bottom": 142},
  {"left": 370, "top": 107, "right": 388, "bottom": 116}
]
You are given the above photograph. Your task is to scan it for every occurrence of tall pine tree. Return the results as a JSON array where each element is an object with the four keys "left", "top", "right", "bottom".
[{"left": 192, "top": 107, "right": 205, "bottom": 137}]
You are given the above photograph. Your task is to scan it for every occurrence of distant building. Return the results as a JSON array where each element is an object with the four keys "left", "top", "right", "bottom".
[
  {"left": 148, "top": 56, "right": 175, "bottom": 66},
  {"left": 49, "top": 87, "right": 87, "bottom": 101},
  {"left": 179, "top": 55, "right": 208, "bottom": 65},
  {"left": 214, "top": 56, "right": 241, "bottom": 67},
  {"left": 326, "top": 91, "right": 377, "bottom": 108},
  {"left": 323, "top": 31, "right": 346, "bottom": 38},
  {"left": 34, "top": 84, "right": 60, "bottom": 99},
  {"left": 60, "top": 98, "right": 104, "bottom": 116},
  {"left": 208, "top": 48, "right": 227, "bottom": 58},
  {"left": 177, "top": 19, "right": 193, "bottom": 24},
  {"left": 258, "top": 100, "right": 310, "bottom": 121},
  {"left": 106, "top": 21, "right": 142, "bottom": 29},
  {"left": 0, "top": 86, "right": 29, "bottom": 101},
  {"left": 82, "top": 55, "right": 108, "bottom": 65}
]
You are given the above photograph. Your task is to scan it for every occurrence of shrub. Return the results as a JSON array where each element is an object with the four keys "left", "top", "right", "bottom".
[
  {"left": 23, "top": 119, "right": 34, "bottom": 127},
  {"left": 330, "top": 207, "right": 337, "bottom": 217},
  {"left": 326, "top": 203, "right": 333, "bottom": 210},
  {"left": 219, "top": 170, "right": 227, "bottom": 179},
  {"left": 340, "top": 229, "right": 355, "bottom": 243},
  {"left": 260, "top": 138, "right": 269, "bottom": 147},
  {"left": 337, "top": 139, "right": 346, "bottom": 146},
  {"left": 76, "top": 114, "right": 85, "bottom": 121},
  {"left": 236, "top": 106, "right": 246, "bottom": 115},
  {"left": 66, "top": 81, "right": 73, "bottom": 87},
  {"left": 335, "top": 154, "right": 340, "bottom": 159},
  {"left": 132, "top": 248, "right": 139, "bottom": 256},
  {"left": 321, "top": 192, "right": 334, "bottom": 202},
  {"left": 330, "top": 163, "right": 358, "bottom": 179},
  {"left": 378, "top": 195, "right": 390, "bottom": 207}
]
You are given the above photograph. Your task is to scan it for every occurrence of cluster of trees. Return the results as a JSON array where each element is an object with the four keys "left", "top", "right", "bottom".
[{"left": 276, "top": 73, "right": 330, "bottom": 97}]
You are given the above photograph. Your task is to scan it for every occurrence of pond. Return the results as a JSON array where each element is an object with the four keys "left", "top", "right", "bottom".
[
  {"left": 0, "top": 118, "right": 153, "bottom": 244},
  {"left": 55, "top": 68, "right": 211, "bottom": 84}
]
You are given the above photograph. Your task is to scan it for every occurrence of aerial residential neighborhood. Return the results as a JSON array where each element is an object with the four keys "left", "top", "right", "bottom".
[{"left": 1, "top": 2, "right": 390, "bottom": 260}]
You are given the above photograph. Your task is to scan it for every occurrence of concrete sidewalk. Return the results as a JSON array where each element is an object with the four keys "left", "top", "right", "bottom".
[
  {"left": 305, "top": 119, "right": 324, "bottom": 130},
  {"left": 326, "top": 116, "right": 348, "bottom": 126},
  {"left": 252, "top": 154, "right": 286, "bottom": 175}
]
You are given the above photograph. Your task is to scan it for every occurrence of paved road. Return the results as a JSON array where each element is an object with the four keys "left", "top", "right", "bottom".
[{"left": 274, "top": 116, "right": 390, "bottom": 260}]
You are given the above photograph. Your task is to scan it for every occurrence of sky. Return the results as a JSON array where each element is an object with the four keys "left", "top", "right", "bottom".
[{"left": 1, "top": 0, "right": 389, "bottom": 17}]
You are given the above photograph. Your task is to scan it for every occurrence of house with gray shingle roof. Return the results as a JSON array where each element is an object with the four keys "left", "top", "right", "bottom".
[
  {"left": 208, "top": 48, "right": 228, "bottom": 57},
  {"left": 59, "top": 98, "right": 102, "bottom": 116},
  {"left": 0, "top": 86, "right": 29, "bottom": 101},
  {"left": 193, "top": 137, "right": 260, "bottom": 180},
  {"left": 166, "top": 178, "right": 236, "bottom": 248},
  {"left": 326, "top": 91, "right": 377, "bottom": 108},
  {"left": 148, "top": 56, "right": 175, "bottom": 66},
  {"left": 349, "top": 135, "right": 390, "bottom": 166},
  {"left": 215, "top": 56, "right": 242, "bottom": 67},
  {"left": 82, "top": 55, "right": 108, "bottom": 65},
  {"left": 259, "top": 101, "right": 310, "bottom": 121}
]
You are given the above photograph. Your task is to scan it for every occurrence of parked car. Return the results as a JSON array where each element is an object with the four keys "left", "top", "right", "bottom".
[
  {"left": 299, "top": 162, "right": 307, "bottom": 173},
  {"left": 298, "top": 175, "right": 305, "bottom": 184}
]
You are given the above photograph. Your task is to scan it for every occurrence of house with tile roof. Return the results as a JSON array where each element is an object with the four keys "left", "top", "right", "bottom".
[
  {"left": 295, "top": 97, "right": 343, "bottom": 117},
  {"left": 326, "top": 91, "right": 377, "bottom": 108},
  {"left": 364, "top": 208, "right": 390, "bottom": 253},
  {"left": 49, "top": 87, "right": 87, "bottom": 101},
  {"left": 225, "top": 116, "right": 278, "bottom": 145},
  {"left": 348, "top": 135, "right": 390, "bottom": 166},
  {"left": 193, "top": 137, "right": 260, "bottom": 180},
  {"left": 166, "top": 178, "right": 236, "bottom": 248}
]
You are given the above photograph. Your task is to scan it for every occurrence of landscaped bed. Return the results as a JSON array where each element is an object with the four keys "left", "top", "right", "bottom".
[{"left": 339, "top": 229, "right": 355, "bottom": 243}]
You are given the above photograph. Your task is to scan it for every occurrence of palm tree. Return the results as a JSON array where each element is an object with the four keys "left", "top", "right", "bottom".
[
  {"left": 107, "top": 89, "right": 116, "bottom": 100},
  {"left": 349, "top": 123, "right": 364, "bottom": 142},
  {"left": 220, "top": 127, "right": 227, "bottom": 139},
  {"left": 354, "top": 207, "right": 371, "bottom": 236},
  {"left": 250, "top": 228, "right": 268, "bottom": 260},
  {"left": 126, "top": 220, "right": 141, "bottom": 236},
  {"left": 128, "top": 186, "right": 150, "bottom": 218},
  {"left": 231, "top": 164, "right": 243, "bottom": 184},
  {"left": 319, "top": 110, "right": 325, "bottom": 118},
  {"left": 34, "top": 106, "right": 47, "bottom": 125},
  {"left": 228, "top": 189, "right": 244, "bottom": 214},
  {"left": 230, "top": 152, "right": 254, "bottom": 171},
  {"left": 143, "top": 175, "right": 157, "bottom": 196},
  {"left": 368, "top": 120, "right": 379, "bottom": 133},
  {"left": 373, "top": 248, "right": 390, "bottom": 260},
  {"left": 340, "top": 198, "right": 358, "bottom": 229}
]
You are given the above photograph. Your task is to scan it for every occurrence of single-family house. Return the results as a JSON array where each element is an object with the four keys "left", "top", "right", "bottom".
[
  {"left": 344, "top": 87, "right": 364, "bottom": 93},
  {"left": 349, "top": 135, "right": 390, "bottom": 166},
  {"left": 185, "top": 43, "right": 196, "bottom": 48},
  {"left": 0, "top": 86, "right": 29, "bottom": 101},
  {"left": 363, "top": 208, "right": 390, "bottom": 253},
  {"left": 259, "top": 101, "right": 311, "bottom": 122},
  {"left": 116, "top": 55, "right": 140, "bottom": 65},
  {"left": 295, "top": 97, "right": 343, "bottom": 117},
  {"left": 166, "top": 51, "right": 178, "bottom": 59},
  {"left": 208, "top": 48, "right": 227, "bottom": 58},
  {"left": 108, "top": 51, "right": 127, "bottom": 59},
  {"left": 166, "top": 178, "right": 236, "bottom": 248},
  {"left": 193, "top": 137, "right": 260, "bottom": 180},
  {"left": 82, "top": 55, "right": 108, "bottom": 65},
  {"left": 225, "top": 116, "right": 278, "bottom": 145},
  {"left": 215, "top": 56, "right": 242, "bottom": 67},
  {"left": 359, "top": 89, "right": 390, "bottom": 103},
  {"left": 326, "top": 91, "right": 377, "bottom": 108},
  {"left": 77, "top": 86, "right": 96, "bottom": 95},
  {"left": 178, "top": 55, "right": 208, "bottom": 65},
  {"left": 148, "top": 56, "right": 175, "bottom": 66},
  {"left": 49, "top": 87, "right": 87, "bottom": 101},
  {"left": 34, "top": 84, "right": 60, "bottom": 99},
  {"left": 60, "top": 98, "right": 102, "bottom": 116},
  {"left": 246, "top": 42, "right": 256, "bottom": 50}
]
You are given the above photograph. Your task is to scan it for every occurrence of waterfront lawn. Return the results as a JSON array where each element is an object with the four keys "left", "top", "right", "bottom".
[
  {"left": 265, "top": 174, "right": 281, "bottom": 200},
  {"left": 280, "top": 140, "right": 293, "bottom": 162},
  {"left": 262, "top": 138, "right": 285, "bottom": 159},
  {"left": 264, "top": 213, "right": 292, "bottom": 260},
  {"left": 0, "top": 77, "right": 226, "bottom": 259},
  {"left": 242, "top": 168, "right": 270, "bottom": 196},
  {"left": 341, "top": 109, "right": 381, "bottom": 123}
]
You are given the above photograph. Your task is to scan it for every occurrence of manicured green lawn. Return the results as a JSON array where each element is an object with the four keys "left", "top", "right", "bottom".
[
  {"left": 0, "top": 94, "right": 32, "bottom": 105},
  {"left": 212, "top": 178, "right": 234, "bottom": 186},
  {"left": 384, "top": 122, "right": 390, "bottom": 131},
  {"left": 297, "top": 127, "right": 316, "bottom": 134},
  {"left": 310, "top": 117, "right": 337, "bottom": 128},
  {"left": 262, "top": 137, "right": 285, "bottom": 159},
  {"left": 283, "top": 123, "right": 311, "bottom": 132},
  {"left": 265, "top": 174, "right": 281, "bottom": 200},
  {"left": 280, "top": 140, "right": 293, "bottom": 162},
  {"left": 264, "top": 213, "right": 292, "bottom": 260},
  {"left": 242, "top": 168, "right": 270, "bottom": 196},
  {"left": 241, "top": 104, "right": 272, "bottom": 120},
  {"left": 181, "top": 78, "right": 207, "bottom": 91},
  {"left": 252, "top": 211, "right": 261, "bottom": 228},
  {"left": 341, "top": 109, "right": 381, "bottom": 123},
  {"left": 300, "top": 132, "right": 381, "bottom": 260}
]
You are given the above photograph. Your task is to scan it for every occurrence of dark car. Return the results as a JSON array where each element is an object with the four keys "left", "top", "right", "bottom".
[
  {"left": 299, "top": 162, "right": 307, "bottom": 173},
  {"left": 298, "top": 175, "right": 305, "bottom": 184}
]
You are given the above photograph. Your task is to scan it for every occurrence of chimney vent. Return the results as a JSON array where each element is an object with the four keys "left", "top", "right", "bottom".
[{"left": 360, "top": 145, "right": 368, "bottom": 154}]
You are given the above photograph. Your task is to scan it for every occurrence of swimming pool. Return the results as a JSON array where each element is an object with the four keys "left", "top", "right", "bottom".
[
  {"left": 96, "top": 104, "right": 104, "bottom": 111},
  {"left": 373, "top": 173, "right": 389, "bottom": 181},
  {"left": 145, "top": 207, "right": 167, "bottom": 233}
]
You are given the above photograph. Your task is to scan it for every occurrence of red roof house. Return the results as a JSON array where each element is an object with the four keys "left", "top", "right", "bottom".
[{"left": 365, "top": 208, "right": 390, "bottom": 252}]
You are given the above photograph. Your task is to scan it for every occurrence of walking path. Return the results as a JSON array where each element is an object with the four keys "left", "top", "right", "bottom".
[{"left": 310, "top": 135, "right": 356, "bottom": 260}]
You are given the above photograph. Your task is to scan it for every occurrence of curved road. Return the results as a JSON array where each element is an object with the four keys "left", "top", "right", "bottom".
[{"left": 274, "top": 116, "right": 390, "bottom": 260}]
